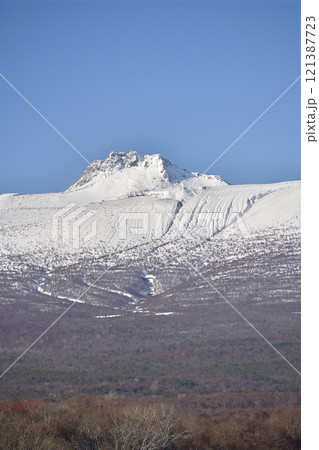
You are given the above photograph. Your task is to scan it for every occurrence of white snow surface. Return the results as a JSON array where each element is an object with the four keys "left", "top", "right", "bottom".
[
  {"left": 67, "top": 151, "right": 227, "bottom": 201},
  {"left": 0, "top": 152, "right": 300, "bottom": 270}
]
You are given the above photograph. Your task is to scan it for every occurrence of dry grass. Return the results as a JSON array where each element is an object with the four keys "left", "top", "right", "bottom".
[{"left": 0, "top": 396, "right": 300, "bottom": 449}]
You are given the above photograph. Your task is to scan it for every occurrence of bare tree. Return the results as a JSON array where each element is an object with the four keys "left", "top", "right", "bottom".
[{"left": 110, "top": 403, "right": 188, "bottom": 450}]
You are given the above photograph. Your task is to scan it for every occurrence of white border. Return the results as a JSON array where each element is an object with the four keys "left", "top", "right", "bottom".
[{"left": 301, "top": 0, "right": 319, "bottom": 446}]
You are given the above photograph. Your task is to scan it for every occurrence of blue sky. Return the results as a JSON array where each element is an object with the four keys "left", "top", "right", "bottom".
[{"left": 0, "top": 0, "right": 300, "bottom": 194}]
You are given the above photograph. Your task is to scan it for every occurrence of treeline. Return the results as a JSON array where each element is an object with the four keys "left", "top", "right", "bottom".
[{"left": 0, "top": 396, "right": 300, "bottom": 449}]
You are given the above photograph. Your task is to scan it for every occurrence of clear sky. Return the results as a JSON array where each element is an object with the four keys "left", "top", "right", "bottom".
[{"left": 0, "top": 0, "right": 300, "bottom": 194}]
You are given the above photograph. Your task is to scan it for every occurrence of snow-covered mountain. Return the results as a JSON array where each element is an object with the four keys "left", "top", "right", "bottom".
[
  {"left": 0, "top": 151, "right": 300, "bottom": 305},
  {"left": 67, "top": 151, "right": 227, "bottom": 201},
  {"left": 0, "top": 153, "right": 301, "bottom": 399}
]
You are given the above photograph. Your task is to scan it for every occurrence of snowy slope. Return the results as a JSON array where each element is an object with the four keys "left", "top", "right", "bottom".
[
  {"left": 0, "top": 152, "right": 300, "bottom": 275},
  {"left": 67, "top": 151, "right": 227, "bottom": 202}
]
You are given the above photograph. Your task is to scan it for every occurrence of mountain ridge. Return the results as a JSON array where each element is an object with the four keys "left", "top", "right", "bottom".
[{"left": 67, "top": 151, "right": 227, "bottom": 197}]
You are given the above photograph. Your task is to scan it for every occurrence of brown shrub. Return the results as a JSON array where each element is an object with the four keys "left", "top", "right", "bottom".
[
  {"left": 0, "top": 396, "right": 300, "bottom": 450},
  {"left": 110, "top": 403, "right": 188, "bottom": 450}
]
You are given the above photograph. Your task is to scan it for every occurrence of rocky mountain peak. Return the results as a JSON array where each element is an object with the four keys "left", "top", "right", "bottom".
[{"left": 67, "top": 151, "right": 227, "bottom": 196}]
